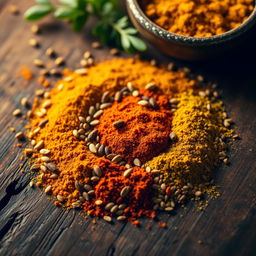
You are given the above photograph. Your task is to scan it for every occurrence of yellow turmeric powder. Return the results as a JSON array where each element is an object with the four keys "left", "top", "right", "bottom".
[{"left": 141, "top": 0, "right": 255, "bottom": 37}]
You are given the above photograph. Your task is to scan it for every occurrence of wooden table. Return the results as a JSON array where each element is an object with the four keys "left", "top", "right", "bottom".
[{"left": 0, "top": 1, "right": 255, "bottom": 255}]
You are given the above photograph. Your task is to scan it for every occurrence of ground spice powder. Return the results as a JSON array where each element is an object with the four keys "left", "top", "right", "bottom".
[
  {"left": 25, "top": 58, "right": 233, "bottom": 222},
  {"left": 141, "top": 0, "right": 254, "bottom": 37},
  {"left": 97, "top": 91, "right": 172, "bottom": 164}
]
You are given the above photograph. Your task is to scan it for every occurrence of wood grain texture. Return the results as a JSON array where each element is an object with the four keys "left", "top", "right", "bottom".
[{"left": 0, "top": 1, "right": 255, "bottom": 255}]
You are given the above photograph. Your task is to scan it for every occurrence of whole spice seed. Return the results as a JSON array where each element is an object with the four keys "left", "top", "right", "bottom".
[
  {"left": 29, "top": 38, "right": 39, "bottom": 48},
  {"left": 55, "top": 57, "right": 65, "bottom": 66},
  {"left": 120, "top": 186, "right": 130, "bottom": 197},
  {"left": 15, "top": 132, "right": 25, "bottom": 139},
  {"left": 113, "top": 120, "right": 125, "bottom": 129},
  {"left": 21, "top": 97, "right": 30, "bottom": 107},
  {"left": 33, "top": 59, "right": 44, "bottom": 67},
  {"left": 103, "top": 216, "right": 112, "bottom": 222},
  {"left": 31, "top": 25, "right": 40, "bottom": 34},
  {"left": 40, "top": 148, "right": 50, "bottom": 155},
  {"left": 13, "top": 109, "right": 22, "bottom": 116}
]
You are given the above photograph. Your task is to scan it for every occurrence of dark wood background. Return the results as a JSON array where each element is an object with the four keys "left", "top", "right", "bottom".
[{"left": 0, "top": 1, "right": 256, "bottom": 255}]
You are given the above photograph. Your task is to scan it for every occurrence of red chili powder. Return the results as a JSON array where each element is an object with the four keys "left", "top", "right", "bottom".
[
  {"left": 97, "top": 90, "right": 172, "bottom": 164},
  {"left": 83, "top": 158, "right": 156, "bottom": 220}
]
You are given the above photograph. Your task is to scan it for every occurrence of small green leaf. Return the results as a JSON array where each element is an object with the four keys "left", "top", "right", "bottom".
[
  {"left": 54, "top": 7, "right": 74, "bottom": 19},
  {"left": 121, "top": 34, "right": 130, "bottom": 50},
  {"left": 129, "top": 36, "right": 147, "bottom": 51},
  {"left": 59, "top": 0, "right": 78, "bottom": 8},
  {"left": 124, "top": 28, "right": 137, "bottom": 35},
  {"left": 102, "top": 2, "right": 113, "bottom": 15},
  {"left": 36, "top": 0, "right": 51, "bottom": 5},
  {"left": 72, "top": 14, "right": 88, "bottom": 31},
  {"left": 24, "top": 5, "right": 53, "bottom": 21},
  {"left": 116, "top": 16, "right": 128, "bottom": 28}
]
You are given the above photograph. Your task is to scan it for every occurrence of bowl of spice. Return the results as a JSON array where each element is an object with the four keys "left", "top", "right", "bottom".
[{"left": 126, "top": 0, "right": 256, "bottom": 60}]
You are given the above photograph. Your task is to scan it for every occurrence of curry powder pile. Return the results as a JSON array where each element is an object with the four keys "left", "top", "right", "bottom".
[
  {"left": 141, "top": 0, "right": 255, "bottom": 37},
  {"left": 24, "top": 58, "right": 233, "bottom": 222}
]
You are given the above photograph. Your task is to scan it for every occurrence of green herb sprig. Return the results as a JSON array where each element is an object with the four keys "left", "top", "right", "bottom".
[{"left": 24, "top": 0, "right": 147, "bottom": 52}]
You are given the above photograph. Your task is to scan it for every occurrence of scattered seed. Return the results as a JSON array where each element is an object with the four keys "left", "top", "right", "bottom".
[
  {"left": 13, "top": 109, "right": 22, "bottom": 116},
  {"left": 112, "top": 155, "right": 123, "bottom": 163},
  {"left": 103, "top": 216, "right": 112, "bottom": 222},
  {"left": 82, "top": 192, "right": 89, "bottom": 201},
  {"left": 40, "top": 148, "right": 50, "bottom": 155},
  {"left": 113, "top": 120, "right": 125, "bottom": 129},
  {"left": 84, "top": 184, "right": 92, "bottom": 192},
  {"left": 199, "top": 91, "right": 206, "bottom": 97},
  {"left": 29, "top": 181, "right": 34, "bottom": 187},
  {"left": 132, "top": 90, "right": 139, "bottom": 97},
  {"left": 42, "top": 100, "right": 51, "bottom": 108},
  {"left": 93, "top": 110, "right": 103, "bottom": 119},
  {"left": 105, "top": 202, "right": 115, "bottom": 210},
  {"left": 149, "top": 97, "right": 157, "bottom": 108},
  {"left": 150, "top": 59, "right": 157, "bottom": 66},
  {"left": 89, "top": 143, "right": 97, "bottom": 153},
  {"left": 87, "top": 130, "right": 98, "bottom": 141},
  {"left": 75, "top": 68, "right": 88, "bottom": 75},
  {"left": 223, "top": 158, "right": 229, "bottom": 164},
  {"left": 102, "top": 92, "right": 110, "bottom": 103},
  {"left": 50, "top": 174, "right": 58, "bottom": 179},
  {"left": 127, "top": 82, "right": 134, "bottom": 92},
  {"left": 195, "top": 191, "right": 202, "bottom": 197},
  {"left": 224, "top": 119, "right": 231, "bottom": 127},
  {"left": 165, "top": 207, "right": 174, "bottom": 212},
  {"left": 87, "top": 58, "right": 94, "bottom": 66},
  {"left": 145, "top": 83, "right": 157, "bottom": 90},
  {"left": 40, "top": 165, "right": 47, "bottom": 172},
  {"left": 33, "top": 59, "right": 44, "bottom": 67},
  {"left": 145, "top": 166, "right": 151, "bottom": 172},
  {"left": 110, "top": 48, "right": 119, "bottom": 55},
  {"left": 110, "top": 205, "right": 119, "bottom": 213},
  {"left": 78, "top": 116, "right": 86, "bottom": 123},
  {"left": 91, "top": 176, "right": 100, "bottom": 182},
  {"left": 90, "top": 120, "right": 99, "bottom": 126},
  {"left": 29, "top": 38, "right": 39, "bottom": 48},
  {"left": 114, "top": 91, "right": 122, "bottom": 102},
  {"left": 9, "top": 5, "right": 19, "bottom": 15},
  {"left": 45, "top": 47, "right": 55, "bottom": 57},
  {"left": 41, "top": 156, "right": 50, "bottom": 162},
  {"left": 120, "top": 186, "right": 130, "bottom": 197},
  {"left": 44, "top": 185, "right": 52, "bottom": 194},
  {"left": 35, "top": 89, "right": 45, "bottom": 97},
  {"left": 72, "top": 202, "right": 81, "bottom": 208},
  {"left": 73, "top": 130, "right": 78, "bottom": 137},
  {"left": 95, "top": 199, "right": 103, "bottom": 205},
  {"left": 117, "top": 216, "right": 127, "bottom": 221},
  {"left": 133, "top": 158, "right": 141, "bottom": 166},
  {"left": 15, "top": 132, "right": 25, "bottom": 139},
  {"left": 138, "top": 100, "right": 148, "bottom": 107},
  {"left": 97, "top": 144, "right": 105, "bottom": 156},
  {"left": 123, "top": 168, "right": 133, "bottom": 178},
  {"left": 213, "top": 91, "right": 219, "bottom": 97},
  {"left": 169, "top": 132, "right": 177, "bottom": 141},
  {"left": 31, "top": 25, "right": 40, "bottom": 34},
  {"left": 92, "top": 41, "right": 101, "bottom": 48},
  {"left": 30, "top": 163, "right": 40, "bottom": 170},
  {"left": 44, "top": 162, "right": 56, "bottom": 172},
  {"left": 93, "top": 166, "right": 102, "bottom": 177},
  {"left": 100, "top": 103, "right": 112, "bottom": 110},
  {"left": 55, "top": 57, "right": 65, "bottom": 66}
]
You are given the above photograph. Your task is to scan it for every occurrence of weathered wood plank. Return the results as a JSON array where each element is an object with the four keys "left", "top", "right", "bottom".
[{"left": 0, "top": 0, "right": 256, "bottom": 256}]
